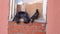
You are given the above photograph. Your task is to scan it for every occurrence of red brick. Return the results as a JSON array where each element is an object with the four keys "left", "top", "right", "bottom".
[
  {"left": 33, "top": 23, "right": 42, "bottom": 26},
  {"left": 33, "top": 32, "right": 46, "bottom": 34},
  {"left": 40, "top": 26, "right": 45, "bottom": 31},
  {"left": 22, "top": 30, "right": 32, "bottom": 34},
  {"left": 9, "top": 29, "right": 19, "bottom": 33},
  {"left": 8, "top": 26, "right": 14, "bottom": 29}
]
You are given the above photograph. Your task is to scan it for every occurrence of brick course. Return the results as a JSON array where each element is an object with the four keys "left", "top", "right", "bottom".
[{"left": 8, "top": 22, "right": 46, "bottom": 34}]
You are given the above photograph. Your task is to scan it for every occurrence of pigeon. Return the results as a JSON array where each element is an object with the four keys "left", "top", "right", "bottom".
[
  {"left": 30, "top": 9, "right": 39, "bottom": 22},
  {"left": 13, "top": 11, "right": 30, "bottom": 24}
]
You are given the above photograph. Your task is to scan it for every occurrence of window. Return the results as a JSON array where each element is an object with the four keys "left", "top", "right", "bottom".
[{"left": 8, "top": 0, "right": 47, "bottom": 23}]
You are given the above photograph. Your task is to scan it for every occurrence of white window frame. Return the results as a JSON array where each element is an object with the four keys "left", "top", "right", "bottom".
[
  {"left": 9, "top": 0, "right": 16, "bottom": 21},
  {"left": 9, "top": 0, "right": 48, "bottom": 23}
]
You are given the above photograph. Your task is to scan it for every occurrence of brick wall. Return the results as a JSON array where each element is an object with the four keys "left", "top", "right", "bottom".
[{"left": 8, "top": 22, "right": 46, "bottom": 34}]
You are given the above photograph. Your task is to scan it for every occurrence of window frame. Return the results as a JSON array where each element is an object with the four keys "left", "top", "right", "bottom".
[{"left": 9, "top": 0, "right": 48, "bottom": 23}]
